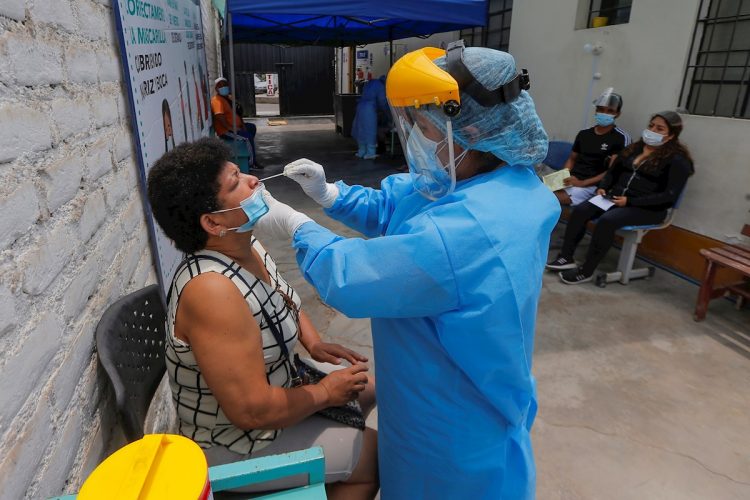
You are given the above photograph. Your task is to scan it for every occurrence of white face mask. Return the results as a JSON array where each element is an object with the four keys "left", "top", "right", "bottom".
[{"left": 642, "top": 129, "right": 666, "bottom": 147}]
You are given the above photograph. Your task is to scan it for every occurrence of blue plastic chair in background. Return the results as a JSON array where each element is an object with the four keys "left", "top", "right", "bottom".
[
  {"left": 221, "top": 136, "right": 254, "bottom": 174},
  {"left": 595, "top": 189, "right": 686, "bottom": 287},
  {"left": 542, "top": 140, "right": 574, "bottom": 171}
]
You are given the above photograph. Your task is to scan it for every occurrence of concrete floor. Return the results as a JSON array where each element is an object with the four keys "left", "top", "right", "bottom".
[{"left": 250, "top": 118, "right": 750, "bottom": 499}]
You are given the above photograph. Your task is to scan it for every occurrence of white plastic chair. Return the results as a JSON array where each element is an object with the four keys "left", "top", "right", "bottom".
[{"left": 595, "top": 191, "right": 685, "bottom": 287}]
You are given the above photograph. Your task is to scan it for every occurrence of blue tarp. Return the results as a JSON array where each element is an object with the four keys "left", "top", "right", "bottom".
[{"left": 226, "top": 0, "right": 488, "bottom": 45}]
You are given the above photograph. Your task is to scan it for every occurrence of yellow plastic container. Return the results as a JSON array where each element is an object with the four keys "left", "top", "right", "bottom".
[
  {"left": 78, "top": 434, "right": 211, "bottom": 500},
  {"left": 592, "top": 16, "right": 609, "bottom": 28}
]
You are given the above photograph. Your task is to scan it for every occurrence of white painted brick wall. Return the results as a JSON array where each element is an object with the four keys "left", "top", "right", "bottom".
[
  {"left": 0, "top": 0, "right": 25, "bottom": 21},
  {"left": 90, "top": 94, "right": 119, "bottom": 129},
  {"left": 20, "top": 223, "right": 79, "bottom": 295},
  {"left": 96, "top": 48, "right": 122, "bottom": 83},
  {"left": 0, "top": 313, "right": 63, "bottom": 432},
  {"left": 30, "top": 0, "right": 77, "bottom": 32},
  {"left": 50, "top": 98, "right": 92, "bottom": 141},
  {"left": 0, "top": 104, "right": 53, "bottom": 163},
  {"left": 0, "top": 33, "right": 65, "bottom": 87},
  {"left": 84, "top": 137, "right": 114, "bottom": 181},
  {"left": 0, "top": 182, "right": 41, "bottom": 248},
  {"left": 0, "top": 2, "right": 221, "bottom": 496},
  {"left": 65, "top": 45, "right": 100, "bottom": 84},
  {"left": 77, "top": 0, "right": 111, "bottom": 42},
  {"left": 0, "top": 284, "right": 17, "bottom": 335},
  {"left": 43, "top": 152, "right": 85, "bottom": 213},
  {"left": 78, "top": 188, "right": 106, "bottom": 242}
]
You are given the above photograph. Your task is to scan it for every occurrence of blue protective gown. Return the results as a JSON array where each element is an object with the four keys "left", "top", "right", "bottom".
[
  {"left": 292, "top": 166, "right": 560, "bottom": 499},
  {"left": 350, "top": 77, "right": 388, "bottom": 148}
]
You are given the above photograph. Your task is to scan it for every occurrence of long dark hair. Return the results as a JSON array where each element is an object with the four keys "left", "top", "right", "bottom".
[{"left": 619, "top": 111, "right": 694, "bottom": 175}]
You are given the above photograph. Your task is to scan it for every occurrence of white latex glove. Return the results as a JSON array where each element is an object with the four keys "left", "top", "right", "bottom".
[
  {"left": 283, "top": 158, "right": 340, "bottom": 208},
  {"left": 253, "top": 189, "right": 313, "bottom": 240}
]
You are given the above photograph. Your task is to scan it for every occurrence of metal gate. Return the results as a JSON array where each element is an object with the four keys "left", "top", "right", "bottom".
[{"left": 227, "top": 44, "right": 335, "bottom": 116}]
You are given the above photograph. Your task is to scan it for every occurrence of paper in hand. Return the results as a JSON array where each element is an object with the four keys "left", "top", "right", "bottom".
[
  {"left": 588, "top": 194, "right": 615, "bottom": 211},
  {"left": 542, "top": 169, "right": 570, "bottom": 192}
]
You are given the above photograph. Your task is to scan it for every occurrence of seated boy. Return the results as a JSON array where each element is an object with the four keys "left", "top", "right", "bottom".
[{"left": 555, "top": 89, "right": 630, "bottom": 206}]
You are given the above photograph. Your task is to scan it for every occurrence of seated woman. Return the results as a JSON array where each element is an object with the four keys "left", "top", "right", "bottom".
[
  {"left": 546, "top": 110, "right": 694, "bottom": 284},
  {"left": 146, "top": 138, "right": 378, "bottom": 499}
]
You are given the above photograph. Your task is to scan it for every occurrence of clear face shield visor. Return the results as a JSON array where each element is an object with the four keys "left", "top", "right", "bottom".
[{"left": 391, "top": 104, "right": 463, "bottom": 200}]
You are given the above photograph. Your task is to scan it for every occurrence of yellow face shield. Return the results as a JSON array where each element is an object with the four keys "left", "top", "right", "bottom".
[{"left": 385, "top": 47, "right": 461, "bottom": 112}]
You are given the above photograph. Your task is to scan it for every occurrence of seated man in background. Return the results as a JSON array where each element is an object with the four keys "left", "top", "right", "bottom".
[
  {"left": 554, "top": 88, "right": 630, "bottom": 206},
  {"left": 211, "top": 77, "right": 263, "bottom": 169}
]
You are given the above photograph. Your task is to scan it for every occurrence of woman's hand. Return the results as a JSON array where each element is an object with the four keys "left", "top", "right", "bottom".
[
  {"left": 309, "top": 341, "right": 369, "bottom": 365},
  {"left": 612, "top": 195, "right": 628, "bottom": 207},
  {"left": 563, "top": 176, "right": 583, "bottom": 187},
  {"left": 319, "top": 364, "right": 369, "bottom": 406},
  {"left": 596, "top": 188, "right": 607, "bottom": 196}
]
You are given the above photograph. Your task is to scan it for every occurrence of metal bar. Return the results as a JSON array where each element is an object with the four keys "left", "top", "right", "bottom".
[
  {"left": 701, "top": 13, "right": 750, "bottom": 23},
  {"left": 389, "top": 27, "right": 394, "bottom": 67},
  {"left": 736, "top": 50, "right": 750, "bottom": 117},
  {"left": 688, "top": 0, "right": 716, "bottom": 113},
  {"left": 696, "top": 48, "right": 750, "bottom": 55},
  {"left": 710, "top": 0, "right": 742, "bottom": 115},
  {"left": 679, "top": 0, "right": 707, "bottom": 108},
  {"left": 587, "top": 0, "right": 595, "bottom": 28},
  {"left": 228, "top": 13, "right": 237, "bottom": 141}
]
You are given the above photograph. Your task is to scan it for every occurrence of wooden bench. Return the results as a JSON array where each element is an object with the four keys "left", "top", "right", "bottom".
[{"left": 693, "top": 224, "right": 750, "bottom": 321}]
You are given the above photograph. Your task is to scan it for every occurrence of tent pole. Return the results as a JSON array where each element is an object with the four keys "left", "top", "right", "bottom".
[
  {"left": 389, "top": 27, "right": 394, "bottom": 67},
  {"left": 228, "top": 12, "right": 238, "bottom": 140}
]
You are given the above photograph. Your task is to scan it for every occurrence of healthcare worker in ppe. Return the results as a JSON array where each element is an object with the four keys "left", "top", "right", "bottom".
[
  {"left": 351, "top": 75, "right": 389, "bottom": 159},
  {"left": 254, "top": 41, "right": 560, "bottom": 499}
]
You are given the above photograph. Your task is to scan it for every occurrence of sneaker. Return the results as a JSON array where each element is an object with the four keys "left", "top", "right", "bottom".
[
  {"left": 559, "top": 268, "right": 593, "bottom": 285},
  {"left": 363, "top": 153, "right": 379, "bottom": 160},
  {"left": 546, "top": 256, "right": 577, "bottom": 271}
]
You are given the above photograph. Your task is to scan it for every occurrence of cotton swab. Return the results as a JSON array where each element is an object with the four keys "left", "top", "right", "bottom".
[{"left": 259, "top": 172, "right": 285, "bottom": 181}]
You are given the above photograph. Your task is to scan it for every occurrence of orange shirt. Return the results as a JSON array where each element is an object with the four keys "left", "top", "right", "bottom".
[{"left": 210, "top": 94, "right": 244, "bottom": 136}]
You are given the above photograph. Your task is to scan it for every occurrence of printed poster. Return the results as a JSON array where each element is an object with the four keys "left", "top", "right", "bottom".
[{"left": 113, "top": 0, "right": 213, "bottom": 299}]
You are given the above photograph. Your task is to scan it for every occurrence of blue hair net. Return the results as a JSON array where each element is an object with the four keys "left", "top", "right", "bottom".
[{"left": 429, "top": 48, "right": 548, "bottom": 166}]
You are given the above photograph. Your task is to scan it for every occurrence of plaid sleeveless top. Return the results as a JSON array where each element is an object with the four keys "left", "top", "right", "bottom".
[{"left": 165, "top": 238, "right": 300, "bottom": 455}]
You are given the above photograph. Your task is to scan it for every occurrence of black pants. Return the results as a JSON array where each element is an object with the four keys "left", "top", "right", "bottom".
[{"left": 561, "top": 202, "right": 667, "bottom": 275}]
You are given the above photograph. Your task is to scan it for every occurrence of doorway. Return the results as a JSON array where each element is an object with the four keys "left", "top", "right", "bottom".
[{"left": 254, "top": 73, "right": 280, "bottom": 117}]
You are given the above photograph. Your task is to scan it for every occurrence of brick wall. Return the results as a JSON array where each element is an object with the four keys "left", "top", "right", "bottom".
[{"left": 0, "top": 1, "right": 222, "bottom": 498}]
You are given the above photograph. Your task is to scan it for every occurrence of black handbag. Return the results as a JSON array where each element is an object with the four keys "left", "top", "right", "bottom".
[{"left": 260, "top": 300, "right": 366, "bottom": 430}]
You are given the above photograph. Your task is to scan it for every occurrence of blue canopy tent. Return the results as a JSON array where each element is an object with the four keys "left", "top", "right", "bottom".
[
  {"left": 225, "top": 0, "right": 488, "bottom": 46},
  {"left": 221, "top": 0, "right": 487, "bottom": 140}
]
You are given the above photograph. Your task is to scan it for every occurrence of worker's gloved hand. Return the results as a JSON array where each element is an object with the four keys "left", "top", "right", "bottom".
[
  {"left": 283, "top": 158, "right": 340, "bottom": 209},
  {"left": 253, "top": 189, "right": 313, "bottom": 240}
]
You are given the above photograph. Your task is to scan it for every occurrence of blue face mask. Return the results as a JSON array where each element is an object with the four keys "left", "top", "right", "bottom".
[
  {"left": 218, "top": 86, "right": 230, "bottom": 96},
  {"left": 212, "top": 184, "right": 269, "bottom": 233},
  {"left": 594, "top": 112, "right": 616, "bottom": 126}
]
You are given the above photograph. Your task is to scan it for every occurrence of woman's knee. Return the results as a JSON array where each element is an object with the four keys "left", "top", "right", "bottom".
[{"left": 344, "top": 427, "right": 379, "bottom": 486}]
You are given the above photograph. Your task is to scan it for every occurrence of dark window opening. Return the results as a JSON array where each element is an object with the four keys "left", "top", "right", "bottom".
[
  {"left": 680, "top": 0, "right": 750, "bottom": 118},
  {"left": 460, "top": 0, "right": 513, "bottom": 52},
  {"left": 587, "top": 0, "right": 633, "bottom": 28}
]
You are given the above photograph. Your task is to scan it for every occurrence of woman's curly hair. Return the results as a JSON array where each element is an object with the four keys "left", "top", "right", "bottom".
[{"left": 147, "top": 138, "right": 232, "bottom": 253}]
